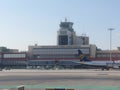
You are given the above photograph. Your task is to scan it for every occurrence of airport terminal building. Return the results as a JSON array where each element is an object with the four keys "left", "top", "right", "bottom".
[
  {"left": 0, "top": 19, "right": 120, "bottom": 69},
  {"left": 27, "top": 44, "right": 96, "bottom": 68}
]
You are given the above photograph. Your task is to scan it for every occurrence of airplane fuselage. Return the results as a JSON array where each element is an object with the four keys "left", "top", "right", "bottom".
[{"left": 79, "top": 60, "right": 120, "bottom": 70}]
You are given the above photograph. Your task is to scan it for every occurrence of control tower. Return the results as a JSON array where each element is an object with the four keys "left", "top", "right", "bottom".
[{"left": 57, "top": 19, "right": 76, "bottom": 45}]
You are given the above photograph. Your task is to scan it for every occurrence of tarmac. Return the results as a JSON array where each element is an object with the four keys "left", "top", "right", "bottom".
[{"left": 0, "top": 69, "right": 120, "bottom": 90}]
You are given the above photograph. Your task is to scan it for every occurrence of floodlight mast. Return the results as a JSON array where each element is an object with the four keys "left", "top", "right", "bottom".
[{"left": 108, "top": 28, "right": 114, "bottom": 63}]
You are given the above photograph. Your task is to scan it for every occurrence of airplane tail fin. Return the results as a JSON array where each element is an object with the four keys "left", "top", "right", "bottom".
[{"left": 78, "top": 50, "right": 91, "bottom": 62}]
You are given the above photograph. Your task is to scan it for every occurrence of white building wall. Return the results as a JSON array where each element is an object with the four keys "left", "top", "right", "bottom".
[
  {"left": 3, "top": 54, "right": 26, "bottom": 58},
  {"left": 74, "top": 36, "right": 83, "bottom": 45},
  {"left": 74, "top": 36, "right": 89, "bottom": 45},
  {"left": 32, "top": 48, "right": 90, "bottom": 55},
  {"left": 28, "top": 45, "right": 96, "bottom": 59},
  {"left": 90, "top": 45, "right": 96, "bottom": 58}
]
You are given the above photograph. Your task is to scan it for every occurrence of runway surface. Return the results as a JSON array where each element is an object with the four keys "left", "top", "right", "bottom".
[{"left": 0, "top": 69, "right": 120, "bottom": 90}]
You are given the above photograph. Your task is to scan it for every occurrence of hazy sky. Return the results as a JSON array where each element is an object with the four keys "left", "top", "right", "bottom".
[{"left": 0, "top": 0, "right": 120, "bottom": 51}]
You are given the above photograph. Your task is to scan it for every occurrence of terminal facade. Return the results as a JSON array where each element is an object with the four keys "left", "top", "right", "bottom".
[{"left": 0, "top": 20, "right": 120, "bottom": 69}]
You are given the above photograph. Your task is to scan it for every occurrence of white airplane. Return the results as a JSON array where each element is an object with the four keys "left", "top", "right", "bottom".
[{"left": 77, "top": 50, "right": 120, "bottom": 70}]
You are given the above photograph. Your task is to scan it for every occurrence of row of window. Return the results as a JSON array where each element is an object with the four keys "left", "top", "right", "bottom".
[
  {"left": 33, "top": 48, "right": 89, "bottom": 54},
  {"left": 28, "top": 61, "right": 79, "bottom": 65},
  {"left": 2, "top": 60, "right": 27, "bottom": 65},
  {"left": 97, "top": 54, "right": 120, "bottom": 58},
  {"left": 1, "top": 60, "right": 79, "bottom": 66},
  {"left": 34, "top": 55, "right": 78, "bottom": 59}
]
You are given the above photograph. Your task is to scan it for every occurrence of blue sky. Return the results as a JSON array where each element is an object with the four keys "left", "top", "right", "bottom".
[{"left": 0, "top": 0, "right": 120, "bottom": 51}]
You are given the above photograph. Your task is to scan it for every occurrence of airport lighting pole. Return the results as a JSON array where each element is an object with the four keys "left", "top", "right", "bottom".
[{"left": 108, "top": 28, "right": 114, "bottom": 63}]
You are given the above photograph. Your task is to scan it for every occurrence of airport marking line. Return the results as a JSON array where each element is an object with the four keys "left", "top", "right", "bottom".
[{"left": 0, "top": 85, "right": 120, "bottom": 90}]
